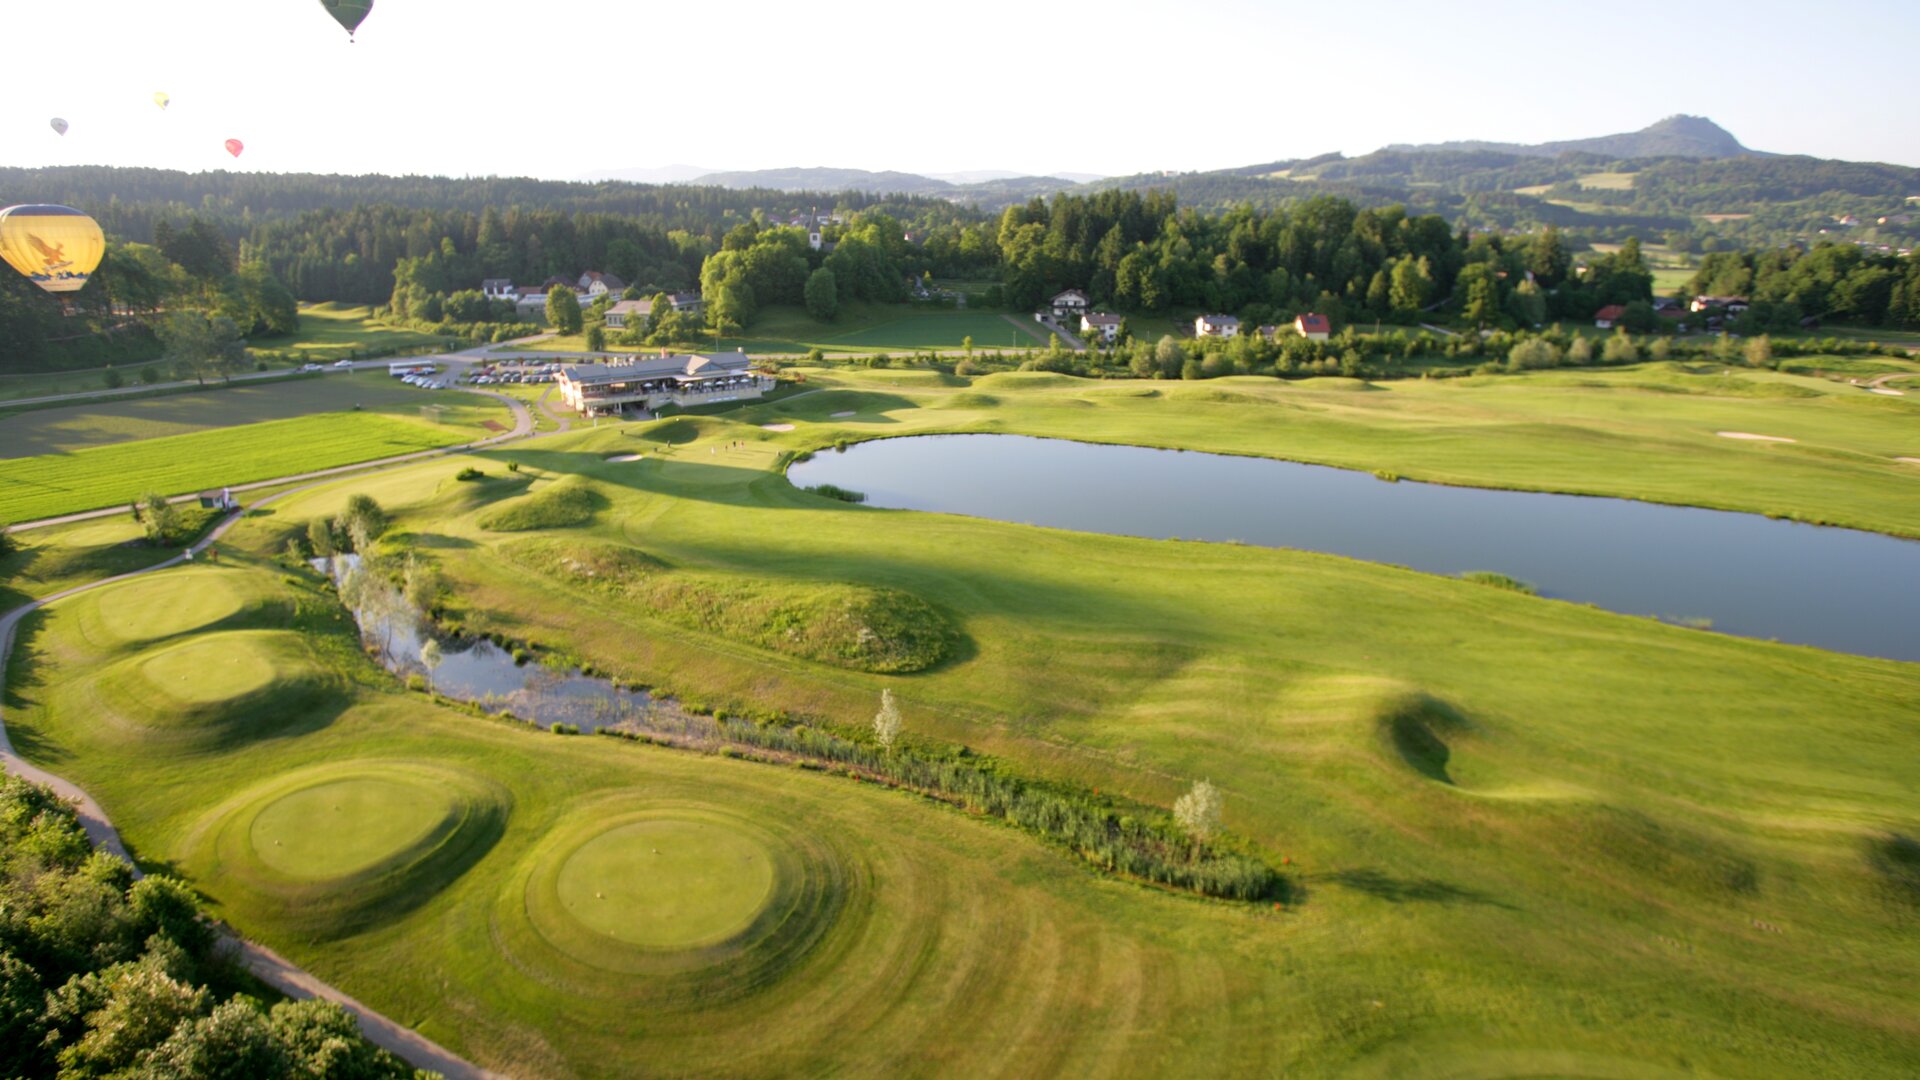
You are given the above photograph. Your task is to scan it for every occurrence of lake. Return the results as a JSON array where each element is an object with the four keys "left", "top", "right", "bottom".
[{"left": 787, "top": 434, "right": 1920, "bottom": 662}]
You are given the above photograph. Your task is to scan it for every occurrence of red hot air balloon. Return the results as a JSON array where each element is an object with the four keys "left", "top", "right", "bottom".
[{"left": 224, "top": 139, "right": 244, "bottom": 158}]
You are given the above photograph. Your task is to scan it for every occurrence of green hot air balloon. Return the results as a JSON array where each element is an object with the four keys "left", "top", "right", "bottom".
[{"left": 318, "top": 0, "right": 373, "bottom": 41}]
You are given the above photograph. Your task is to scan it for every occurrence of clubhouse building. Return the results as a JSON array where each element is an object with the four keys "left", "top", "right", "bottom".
[{"left": 553, "top": 351, "right": 772, "bottom": 417}]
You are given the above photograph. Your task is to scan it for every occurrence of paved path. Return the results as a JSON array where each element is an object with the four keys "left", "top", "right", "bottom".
[{"left": 10, "top": 386, "right": 531, "bottom": 534}]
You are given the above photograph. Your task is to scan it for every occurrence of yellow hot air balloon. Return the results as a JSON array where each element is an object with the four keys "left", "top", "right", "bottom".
[
  {"left": 153, "top": 91, "right": 170, "bottom": 110},
  {"left": 0, "top": 205, "right": 106, "bottom": 294}
]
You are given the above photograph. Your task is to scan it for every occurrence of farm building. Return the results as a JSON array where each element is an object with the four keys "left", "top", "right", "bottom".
[
  {"left": 1593, "top": 305, "right": 1628, "bottom": 329},
  {"left": 553, "top": 351, "right": 772, "bottom": 417}
]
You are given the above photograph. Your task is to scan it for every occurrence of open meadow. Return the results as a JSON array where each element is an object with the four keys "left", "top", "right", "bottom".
[
  {"left": 8, "top": 360, "right": 1917, "bottom": 1077},
  {"left": 0, "top": 385, "right": 506, "bottom": 522},
  {"left": 258, "top": 302, "right": 452, "bottom": 361},
  {"left": 510, "top": 304, "right": 1046, "bottom": 356}
]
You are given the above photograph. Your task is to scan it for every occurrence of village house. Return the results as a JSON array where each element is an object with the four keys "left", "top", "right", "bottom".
[
  {"left": 481, "top": 279, "right": 517, "bottom": 301},
  {"left": 1593, "top": 304, "right": 1628, "bottom": 329},
  {"left": 553, "top": 351, "right": 772, "bottom": 417},
  {"left": 1080, "top": 312, "right": 1122, "bottom": 342},
  {"left": 1294, "top": 313, "right": 1331, "bottom": 341},
  {"left": 1050, "top": 289, "right": 1091, "bottom": 320},
  {"left": 1255, "top": 324, "right": 1282, "bottom": 340},
  {"left": 1194, "top": 313, "right": 1240, "bottom": 338},
  {"left": 1690, "top": 295, "right": 1750, "bottom": 314},
  {"left": 603, "top": 293, "right": 703, "bottom": 330},
  {"left": 578, "top": 271, "right": 628, "bottom": 298}
]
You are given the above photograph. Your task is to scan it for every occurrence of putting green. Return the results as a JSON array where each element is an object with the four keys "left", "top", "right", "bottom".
[
  {"left": 249, "top": 777, "right": 455, "bottom": 880},
  {"left": 84, "top": 570, "right": 247, "bottom": 645},
  {"left": 554, "top": 819, "right": 777, "bottom": 949},
  {"left": 137, "top": 636, "right": 278, "bottom": 706}
]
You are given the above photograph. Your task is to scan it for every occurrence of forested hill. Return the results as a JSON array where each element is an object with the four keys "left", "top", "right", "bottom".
[
  {"left": 1384, "top": 115, "right": 1757, "bottom": 159},
  {"left": 0, "top": 166, "right": 978, "bottom": 245}
]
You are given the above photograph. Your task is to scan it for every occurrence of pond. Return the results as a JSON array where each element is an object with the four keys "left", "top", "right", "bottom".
[{"left": 787, "top": 434, "right": 1920, "bottom": 662}]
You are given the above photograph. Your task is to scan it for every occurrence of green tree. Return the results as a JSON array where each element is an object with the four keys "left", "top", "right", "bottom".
[
  {"left": 1388, "top": 256, "right": 1435, "bottom": 314},
  {"left": 1528, "top": 226, "right": 1571, "bottom": 287},
  {"left": 1744, "top": 334, "right": 1774, "bottom": 367},
  {"left": 545, "top": 285, "right": 583, "bottom": 334},
  {"left": 1566, "top": 335, "right": 1594, "bottom": 365},
  {"left": 585, "top": 324, "right": 606, "bottom": 351},
  {"left": 1172, "top": 779, "right": 1223, "bottom": 853},
  {"left": 1602, "top": 328, "right": 1640, "bottom": 364},
  {"left": 139, "top": 492, "right": 182, "bottom": 545},
  {"left": 160, "top": 312, "right": 248, "bottom": 386},
  {"left": 1153, "top": 335, "right": 1183, "bottom": 378},
  {"left": 804, "top": 267, "right": 839, "bottom": 321},
  {"left": 1457, "top": 263, "right": 1500, "bottom": 328}
]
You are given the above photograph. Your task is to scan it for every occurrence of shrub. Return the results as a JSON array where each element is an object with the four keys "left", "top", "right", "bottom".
[
  {"left": 805, "top": 483, "right": 867, "bottom": 504},
  {"left": 454, "top": 466, "right": 485, "bottom": 481},
  {"left": 1459, "top": 571, "right": 1538, "bottom": 595}
]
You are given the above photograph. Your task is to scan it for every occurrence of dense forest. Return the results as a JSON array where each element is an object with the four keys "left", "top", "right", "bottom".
[{"left": 0, "top": 777, "right": 423, "bottom": 1078}]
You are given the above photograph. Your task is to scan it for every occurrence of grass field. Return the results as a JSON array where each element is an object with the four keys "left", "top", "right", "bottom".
[
  {"left": 255, "top": 302, "right": 451, "bottom": 361},
  {"left": 12, "top": 364, "right": 1920, "bottom": 1076},
  {"left": 0, "top": 372, "right": 494, "bottom": 459},
  {"left": 0, "top": 409, "right": 494, "bottom": 523},
  {"left": 1576, "top": 171, "right": 1637, "bottom": 190}
]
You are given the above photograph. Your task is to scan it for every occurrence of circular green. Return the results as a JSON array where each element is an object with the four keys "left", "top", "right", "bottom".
[
  {"left": 249, "top": 778, "right": 455, "bottom": 880},
  {"left": 137, "top": 636, "right": 277, "bottom": 706},
  {"left": 91, "top": 572, "right": 247, "bottom": 644},
  {"left": 554, "top": 819, "right": 777, "bottom": 950}
]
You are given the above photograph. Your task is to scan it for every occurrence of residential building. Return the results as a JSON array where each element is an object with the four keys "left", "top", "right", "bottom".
[
  {"left": 1255, "top": 324, "right": 1282, "bottom": 340},
  {"left": 1080, "top": 312, "right": 1122, "bottom": 342},
  {"left": 1593, "top": 304, "right": 1628, "bottom": 329},
  {"left": 516, "top": 288, "right": 589, "bottom": 317},
  {"left": 1194, "top": 313, "right": 1240, "bottom": 338},
  {"left": 1050, "top": 289, "right": 1091, "bottom": 320},
  {"left": 604, "top": 292, "right": 703, "bottom": 329},
  {"left": 481, "top": 279, "right": 516, "bottom": 300},
  {"left": 1690, "top": 295, "right": 1750, "bottom": 314},
  {"left": 553, "top": 351, "right": 773, "bottom": 417},
  {"left": 578, "top": 271, "right": 628, "bottom": 297},
  {"left": 1294, "top": 313, "right": 1331, "bottom": 341}
]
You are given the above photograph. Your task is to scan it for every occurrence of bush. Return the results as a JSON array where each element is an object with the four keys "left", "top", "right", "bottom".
[
  {"left": 1459, "top": 571, "right": 1538, "bottom": 595},
  {"left": 805, "top": 483, "right": 867, "bottom": 504},
  {"left": 454, "top": 466, "right": 485, "bottom": 481}
]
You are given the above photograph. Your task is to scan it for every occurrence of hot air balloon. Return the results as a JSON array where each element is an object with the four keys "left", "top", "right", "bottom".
[
  {"left": 0, "top": 205, "right": 106, "bottom": 294},
  {"left": 50, "top": 118, "right": 68, "bottom": 136},
  {"left": 319, "top": 0, "right": 373, "bottom": 41},
  {"left": 153, "top": 92, "right": 170, "bottom": 110},
  {"left": 224, "top": 139, "right": 244, "bottom": 158}
]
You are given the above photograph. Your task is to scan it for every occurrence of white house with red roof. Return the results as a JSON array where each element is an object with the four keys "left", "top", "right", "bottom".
[{"left": 1294, "top": 313, "right": 1331, "bottom": 341}]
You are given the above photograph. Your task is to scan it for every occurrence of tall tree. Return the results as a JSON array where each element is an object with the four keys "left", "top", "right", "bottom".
[{"left": 545, "top": 285, "right": 583, "bottom": 334}]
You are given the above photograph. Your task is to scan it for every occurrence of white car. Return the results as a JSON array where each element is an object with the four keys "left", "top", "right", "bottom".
[
  {"left": 332, "top": 359, "right": 354, "bottom": 369},
  {"left": 298, "top": 363, "right": 323, "bottom": 372}
]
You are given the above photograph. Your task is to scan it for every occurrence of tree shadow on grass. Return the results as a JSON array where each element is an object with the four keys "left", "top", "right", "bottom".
[{"left": 1322, "top": 868, "right": 1516, "bottom": 909}]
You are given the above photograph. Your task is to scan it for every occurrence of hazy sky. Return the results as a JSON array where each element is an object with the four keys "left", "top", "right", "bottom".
[{"left": 6, "top": 0, "right": 1917, "bottom": 182}]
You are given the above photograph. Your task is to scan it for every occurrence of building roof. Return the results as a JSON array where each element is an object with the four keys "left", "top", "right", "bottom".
[
  {"left": 1051, "top": 289, "right": 1090, "bottom": 304},
  {"left": 667, "top": 292, "right": 702, "bottom": 307},
  {"left": 1198, "top": 313, "right": 1240, "bottom": 325},
  {"left": 481, "top": 278, "right": 513, "bottom": 288},
  {"left": 579, "top": 271, "right": 628, "bottom": 290},
  {"left": 608, "top": 299, "right": 651, "bottom": 317},
  {"left": 1594, "top": 305, "right": 1628, "bottom": 321},
  {"left": 1294, "top": 313, "right": 1331, "bottom": 334},
  {"left": 1082, "top": 312, "right": 1122, "bottom": 326},
  {"left": 557, "top": 352, "right": 754, "bottom": 386}
]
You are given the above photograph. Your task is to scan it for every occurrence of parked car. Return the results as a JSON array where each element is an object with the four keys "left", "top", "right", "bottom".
[
  {"left": 332, "top": 359, "right": 354, "bottom": 369},
  {"left": 298, "top": 363, "right": 323, "bottom": 372}
]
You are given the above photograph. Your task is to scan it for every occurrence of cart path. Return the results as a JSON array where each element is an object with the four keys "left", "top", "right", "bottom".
[
  {"left": 9, "top": 386, "right": 532, "bottom": 533},
  {"left": 0, "top": 463, "right": 510, "bottom": 1079}
]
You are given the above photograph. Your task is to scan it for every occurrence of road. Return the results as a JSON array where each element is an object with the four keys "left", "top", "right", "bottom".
[{"left": 0, "top": 482, "right": 506, "bottom": 1079}]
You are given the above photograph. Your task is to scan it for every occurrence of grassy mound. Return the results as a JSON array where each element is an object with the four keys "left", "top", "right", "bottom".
[
  {"left": 971, "top": 371, "right": 1087, "bottom": 390},
  {"left": 553, "top": 818, "right": 778, "bottom": 949},
  {"left": 91, "top": 631, "right": 340, "bottom": 748},
  {"left": 194, "top": 762, "right": 509, "bottom": 939},
  {"left": 936, "top": 392, "right": 1000, "bottom": 409},
  {"left": 500, "top": 801, "right": 849, "bottom": 991},
  {"left": 75, "top": 569, "right": 252, "bottom": 647},
  {"left": 478, "top": 477, "right": 606, "bottom": 531},
  {"left": 502, "top": 538, "right": 955, "bottom": 673}
]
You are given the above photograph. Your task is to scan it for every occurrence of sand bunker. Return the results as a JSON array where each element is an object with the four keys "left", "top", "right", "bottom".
[
  {"left": 831, "top": 411, "right": 856, "bottom": 418},
  {"left": 1716, "top": 431, "right": 1797, "bottom": 443},
  {"left": 607, "top": 454, "right": 643, "bottom": 463},
  {"left": 1868, "top": 387, "right": 1905, "bottom": 397},
  {"left": 1897, "top": 457, "right": 1920, "bottom": 466},
  {"left": 762, "top": 423, "right": 796, "bottom": 432}
]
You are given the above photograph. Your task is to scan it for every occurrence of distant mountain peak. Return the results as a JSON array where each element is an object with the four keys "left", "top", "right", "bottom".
[{"left": 1384, "top": 115, "right": 1758, "bottom": 159}]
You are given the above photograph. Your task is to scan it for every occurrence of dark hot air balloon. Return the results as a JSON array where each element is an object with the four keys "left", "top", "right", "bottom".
[
  {"left": 319, "top": 0, "right": 373, "bottom": 41},
  {"left": 50, "top": 118, "right": 69, "bottom": 136},
  {"left": 225, "top": 139, "right": 245, "bottom": 158}
]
